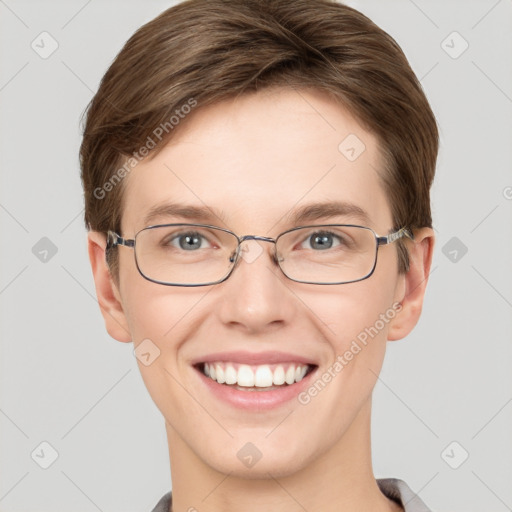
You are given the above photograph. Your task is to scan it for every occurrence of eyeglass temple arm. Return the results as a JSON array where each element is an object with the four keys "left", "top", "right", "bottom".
[
  {"left": 106, "top": 231, "right": 135, "bottom": 250},
  {"left": 376, "top": 227, "right": 414, "bottom": 246}
]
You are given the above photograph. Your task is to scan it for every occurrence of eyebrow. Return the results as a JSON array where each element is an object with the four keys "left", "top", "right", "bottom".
[
  {"left": 142, "top": 200, "right": 371, "bottom": 228},
  {"left": 143, "top": 202, "right": 228, "bottom": 227},
  {"left": 287, "top": 200, "right": 371, "bottom": 226}
]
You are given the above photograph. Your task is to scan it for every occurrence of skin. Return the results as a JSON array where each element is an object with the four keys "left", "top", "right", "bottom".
[{"left": 88, "top": 87, "right": 434, "bottom": 512}]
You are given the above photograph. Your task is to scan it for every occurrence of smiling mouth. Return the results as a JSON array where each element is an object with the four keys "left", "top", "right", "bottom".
[{"left": 197, "top": 362, "right": 316, "bottom": 391}]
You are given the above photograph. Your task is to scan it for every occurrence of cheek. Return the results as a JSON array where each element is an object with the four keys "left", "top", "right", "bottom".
[
  {"left": 297, "top": 271, "right": 400, "bottom": 403},
  {"left": 123, "top": 286, "right": 206, "bottom": 345},
  {"left": 117, "top": 248, "right": 195, "bottom": 340},
  {"left": 121, "top": 286, "right": 207, "bottom": 422},
  {"left": 308, "top": 275, "right": 397, "bottom": 350},
  {"left": 292, "top": 280, "right": 399, "bottom": 420}
]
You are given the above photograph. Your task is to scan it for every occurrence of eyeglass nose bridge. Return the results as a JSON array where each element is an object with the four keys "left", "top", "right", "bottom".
[
  {"left": 238, "top": 234, "right": 276, "bottom": 244},
  {"left": 231, "top": 234, "right": 281, "bottom": 266}
]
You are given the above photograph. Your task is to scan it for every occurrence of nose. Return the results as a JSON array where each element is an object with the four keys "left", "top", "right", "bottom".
[{"left": 216, "top": 238, "right": 295, "bottom": 334}]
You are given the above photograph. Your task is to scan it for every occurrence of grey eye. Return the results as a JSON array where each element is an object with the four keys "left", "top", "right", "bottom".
[
  {"left": 179, "top": 233, "right": 203, "bottom": 250},
  {"left": 310, "top": 233, "right": 333, "bottom": 249},
  {"left": 164, "top": 231, "right": 208, "bottom": 250},
  {"left": 303, "top": 232, "right": 341, "bottom": 250}
]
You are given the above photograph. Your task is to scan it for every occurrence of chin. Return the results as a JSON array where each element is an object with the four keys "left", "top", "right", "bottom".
[{"left": 198, "top": 433, "right": 317, "bottom": 480}]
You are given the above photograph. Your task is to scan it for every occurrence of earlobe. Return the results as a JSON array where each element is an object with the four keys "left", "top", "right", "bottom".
[
  {"left": 87, "top": 231, "right": 132, "bottom": 343},
  {"left": 388, "top": 228, "right": 435, "bottom": 341}
]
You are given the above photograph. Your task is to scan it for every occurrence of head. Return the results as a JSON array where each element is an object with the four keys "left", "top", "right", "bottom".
[{"left": 82, "top": 0, "right": 437, "bottom": 479}]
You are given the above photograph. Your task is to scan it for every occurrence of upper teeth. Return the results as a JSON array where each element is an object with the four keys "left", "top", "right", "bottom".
[{"left": 203, "top": 362, "right": 309, "bottom": 387}]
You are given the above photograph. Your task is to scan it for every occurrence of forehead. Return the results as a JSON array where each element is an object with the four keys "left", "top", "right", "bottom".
[{"left": 121, "top": 88, "right": 392, "bottom": 235}]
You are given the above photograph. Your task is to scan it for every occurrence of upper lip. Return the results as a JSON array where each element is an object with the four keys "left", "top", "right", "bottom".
[{"left": 191, "top": 351, "right": 318, "bottom": 366}]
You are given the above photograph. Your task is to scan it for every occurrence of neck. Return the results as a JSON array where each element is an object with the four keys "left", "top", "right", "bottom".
[{"left": 166, "top": 398, "right": 402, "bottom": 512}]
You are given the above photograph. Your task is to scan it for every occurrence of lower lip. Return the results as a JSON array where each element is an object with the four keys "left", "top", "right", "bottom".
[{"left": 196, "top": 367, "right": 317, "bottom": 410}]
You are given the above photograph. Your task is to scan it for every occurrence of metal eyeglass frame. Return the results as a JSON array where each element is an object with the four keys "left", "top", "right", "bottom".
[{"left": 106, "top": 223, "right": 414, "bottom": 287}]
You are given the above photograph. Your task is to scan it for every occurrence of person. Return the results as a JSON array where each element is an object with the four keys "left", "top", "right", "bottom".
[{"left": 80, "top": 0, "right": 438, "bottom": 510}]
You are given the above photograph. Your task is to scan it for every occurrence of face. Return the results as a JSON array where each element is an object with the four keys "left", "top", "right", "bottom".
[{"left": 96, "top": 88, "right": 415, "bottom": 478}]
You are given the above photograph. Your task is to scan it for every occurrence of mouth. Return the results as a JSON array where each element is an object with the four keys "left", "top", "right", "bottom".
[
  {"left": 193, "top": 357, "right": 318, "bottom": 410},
  {"left": 197, "top": 361, "right": 316, "bottom": 391}
]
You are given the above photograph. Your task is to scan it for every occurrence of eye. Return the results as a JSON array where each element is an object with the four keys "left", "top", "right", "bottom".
[
  {"left": 165, "top": 231, "right": 211, "bottom": 251},
  {"left": 301, "top": 231, "right": 343, "bottom": 250}
]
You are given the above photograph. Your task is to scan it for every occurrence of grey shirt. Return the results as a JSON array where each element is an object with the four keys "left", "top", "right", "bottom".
[{"left": 150, "top": 478, "right": 431, "bottom": 512}]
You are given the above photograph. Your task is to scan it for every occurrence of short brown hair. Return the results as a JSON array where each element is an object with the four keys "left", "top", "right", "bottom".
[{"left": 80, "top": 0, "right": 438, "bottom": 277}]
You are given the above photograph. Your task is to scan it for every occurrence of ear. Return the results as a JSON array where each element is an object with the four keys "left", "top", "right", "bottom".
[
  {"left": 388, "top": 227, "right": 435, "bottom": 341},
  {"left": 87, "top": 231, "right": 132, "bottom": 343}
]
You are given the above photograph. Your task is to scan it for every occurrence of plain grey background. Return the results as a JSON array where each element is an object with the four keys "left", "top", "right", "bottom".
[{"left": 1, "top": 1, "right": 511, "bottom": 511}]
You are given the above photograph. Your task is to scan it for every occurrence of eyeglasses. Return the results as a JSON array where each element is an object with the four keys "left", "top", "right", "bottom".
[{"left": 106, "top": 223, "right": 413, "bottom": 287}]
